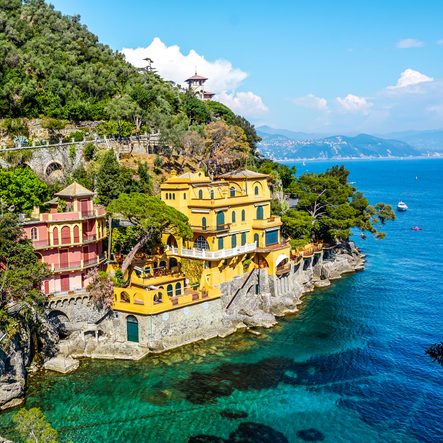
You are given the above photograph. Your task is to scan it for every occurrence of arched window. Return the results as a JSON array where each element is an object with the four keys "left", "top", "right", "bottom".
[
  {"left": 254, "top": 233, "right": 260, "bottom": 247},
  {"left": 175, "top": 282, "right": 182, "bottom": 296},
  {"left": 255, "top": 186, "right": 259, "bottom": 195},
  {"left": 218, "top": 237, "right": 224, "bottom": 249},
  {"left": 210, "top": 189, "right": 215, "bottom": 199},
  {"left": 165, "top": 193, "right": 168, "bottom": 200},
  {"left": 198, "top": 189, "right": 203, "bottom": 199},
  {"left": 167, "top": 284, "right": 173, "bottom": 296},
  {"left": 230, "top": 186, "right": 236, "bottom": 197},
  {"left": 173, "top": 193, "right": 175, "bottom": 200},
  {"left": 202, "top": 217, "right": 207, "bottom": 230},
  {"left": 53, "top": 227, "right": 59, "bottom": 245},
  {"left": 126, "top": 315, "right": 139, "bottom": 342},
  {"left": 121, "top": 291, "right": 130, "bottom": 303},
  {"left": 241, "top": 232, "right": 246, "bottom": 246},
  {"left": 61, "top": 226, "right": 71, "bottom": 244},
  {"left": 231, "top": 211, "right": 236, "bottom": 223},
  {"left": 216, "top": 211, "right": 225, "bottom": 230},
  {"left": 73, "top": 225, "right": 79, "bottom": 243},
  {"left": 194, "top": 236, "right": 209, "bottom": 250},
  {"left": 30, "top": 227, "right": 38, "bottom": 240},
  {"left": 231, "top": 234, "right": 237, "bottom": 248},
  {"left": 241, "top": 209, "right": 246, "bottom": 222},
  {"left": 170, "top": 257, "right": 178, "bottom": 268},
  {"left": 256, "top": 206, "right": 264, "bottom": 220}
]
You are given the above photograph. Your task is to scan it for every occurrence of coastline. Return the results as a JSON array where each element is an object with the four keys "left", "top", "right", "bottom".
[
  {"left": 0, "top": 242, "right": 365, "bottom": 411},
  {"left": 272, "top": 154, "right": 443, "bottom": 163}
]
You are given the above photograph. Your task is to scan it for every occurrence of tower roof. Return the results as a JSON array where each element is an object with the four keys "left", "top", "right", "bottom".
[
  {"left": 185, "top": 73, "right": 208, "bottom": 82},
  {"left": 55, "top": 181, "right": 95, "bottom": 198},
  {"left": 216, "top": 169, "right": 270, "bottom": 180}
]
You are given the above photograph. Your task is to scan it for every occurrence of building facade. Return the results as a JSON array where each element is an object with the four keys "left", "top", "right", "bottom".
[
  {"left": 22, "top": 182, "right": 107, "bottom": 295},
  {"left": 184, "top": 72, "right": 215, "bottom": 100}
]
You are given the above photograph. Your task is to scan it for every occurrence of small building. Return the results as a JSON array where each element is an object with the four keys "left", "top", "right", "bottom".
[
  {"left": 185, "top": 72, "right": 215, "bottom": 101},
  {"left": 21, "top": 182, "right": 107, "bottom": 295}
]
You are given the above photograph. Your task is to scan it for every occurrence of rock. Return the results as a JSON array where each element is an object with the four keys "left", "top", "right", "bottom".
[
  {"left": 314, "top": 279, "right": 331, "bottom": 288},
  {"left": 0, "top": 435, "right": 15, "bottom": 443},
  {"left": 43, "top": 356, "right": 79, "bottom": 374}
]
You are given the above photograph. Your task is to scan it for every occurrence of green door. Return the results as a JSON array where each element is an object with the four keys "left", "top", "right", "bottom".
[{"left": 127, "top": 315, "right": 139, "bottom": 342}]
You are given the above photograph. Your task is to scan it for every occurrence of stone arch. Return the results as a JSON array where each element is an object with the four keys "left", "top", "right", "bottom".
[
  {"left": 45, "top": 161, "right": 64, "bottom": 178},
  {"left": 48, "top": 310, "right": 69, "bottom": 323},
  {"left": 167, "top": 234, "right": 177, "bottom": 248}
]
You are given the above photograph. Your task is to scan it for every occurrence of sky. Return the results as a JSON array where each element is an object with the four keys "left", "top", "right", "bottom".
[{"left": 50, "top": 0, "right": 443, "bottom": 134}]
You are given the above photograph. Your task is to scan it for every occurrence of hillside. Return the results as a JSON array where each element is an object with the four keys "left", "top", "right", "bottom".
[
  {"left": 258, "top": 129, "right": 420, "bottom": 160},
  {"left": 383, "top": 129, "right": 443, "bottom": 153},
  {"left": 0, "top": 0, "right": 260, "bottom": 162}
]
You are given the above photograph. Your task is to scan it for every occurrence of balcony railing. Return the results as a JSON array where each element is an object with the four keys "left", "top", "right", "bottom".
[
  {"left": 52, "top": 254, "right": 107, "bottom": 272},
  {"left": 32, "top": 233, "right": 105, "bottom": 250},
  {"left": 252, "top": 216, "right": 281, "bottom": 229},
  {"left": 170, "top": 242, "right": 256, "bottom": 260},
  {"left": 190, "top": 223, "right": 231, "bottom": 233}
]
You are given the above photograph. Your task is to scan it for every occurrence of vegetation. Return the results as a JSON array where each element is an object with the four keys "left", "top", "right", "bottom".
[
  {"left": 274, "top": 165, "right": 395, "bottom": 247},
  {"left": 13, "top": 407, "right": 59, "bottom": 443},
  {"left": 107, "top": 194, "right": 193, "bottom": 273},
  {"left": 86, "top": 268, "right": 114, "bottom": 311},
  {"left": 0, "top": 166, "right": 51, "bottom": 213},
  {"left": 0, "top": 213, "right": 49, "bottom": 340}
]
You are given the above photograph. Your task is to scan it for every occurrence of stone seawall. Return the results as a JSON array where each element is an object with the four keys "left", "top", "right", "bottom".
[{"left": 55, "top": 242, "right": 364, "bottom": 360}]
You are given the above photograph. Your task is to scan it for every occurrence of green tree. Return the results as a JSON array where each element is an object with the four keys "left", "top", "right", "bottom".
[
  {"left": 0, "top": 213, "right": 49, "bottom": 339},
  {"left": 13, "top": 407, "right": 59, "bottom": 443},
  {"left": 288, "top": 166, "right": 395, "bottom": 243},
  {"left": 107, "top": 194, "right": 192, "bottom": 273},
  {"left": 0, "top": 166, "right": 50, "bottom": 213},
  {"left": 95, "top": 150, "right": 122, "bottom": 206}
]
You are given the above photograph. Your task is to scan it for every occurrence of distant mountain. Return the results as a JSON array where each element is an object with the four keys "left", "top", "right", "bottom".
[
  {"left": 257, "top": 126, "right": 330, "bottom": 141},
  {"left": 382, "top": 130, "right": 443, "bottom": 153},
  {"left": 258, "top": 129, "right": 421, "bottom": 160}
]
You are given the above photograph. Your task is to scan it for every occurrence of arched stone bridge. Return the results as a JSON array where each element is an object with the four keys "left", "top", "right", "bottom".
[{"left": 1, "top": 134, "right": 161, "bottom": 180}]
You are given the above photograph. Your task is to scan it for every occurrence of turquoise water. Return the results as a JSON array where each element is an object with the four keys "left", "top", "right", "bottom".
[{"left": 2, "top": 158, "right": 443, "bottom": 442}]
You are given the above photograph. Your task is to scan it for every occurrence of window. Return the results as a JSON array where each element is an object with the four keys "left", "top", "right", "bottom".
[
  {"left": 255, "top": 186, "right": 259, "bottom": 195},
  {"left": 231, "top": 234, "right": 237, "bottom": 248},
  {"left": 167, "top": 284, "right": 173, "bottom": 296},
  {"left": 202, "top": 217, "right": 207, "bottom": 230},
  {"left": 210, "top": 190, "right": 215, "bottom": 199},
  {"left": 256, "top": 206, "right": 264, "bottom": 220},
  {"left": 198, "top": 189, "right": 203, "bottom": 199},
  {"left": 175, "top": 282, "right": 182, "bottom": 296},
  {"left": 230, "top": 186, "right": 236, "bottom": 197},
  {"left": 218, "top": 237, "right": 224, "bottom": 249},
  {"left": 184, "top": 193, "right": 186, "bottom": 199},
  {"left": 241, "top": 209, "right": 246, "bottom": 222},
  {"left": 241, "top": 232, "right": 246, "bottom": 246},
  {"left": 30, "top": 227, "right": 38, "bottom": 240},
  {"left": 165, "top": 193, "right": 168, "bottom": 200},
  {"left": 265, "top": 229, "right": 279, "bottom": 246},
  {"left": 216, "top": 211, "right": 225, "bottom": 230},
  {"left": 254, "top": 233, "right": 259, "bottom": 247},
  {"left": 195, "top": 236, "right": 209, "bottom": 250},
  {"left": 231, "top": 211, "right": 236, "bottom": 223},
  {"left": 172, "top": 193, "right": 175, "bottom": 200}
]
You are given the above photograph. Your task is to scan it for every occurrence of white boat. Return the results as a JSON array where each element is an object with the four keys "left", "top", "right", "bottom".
[{"left": 397, "top": 201, "right": 408, "bottom": 212}]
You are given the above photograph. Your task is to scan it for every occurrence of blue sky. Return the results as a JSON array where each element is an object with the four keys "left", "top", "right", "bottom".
[{"left": 50, "top": 0, "right": 443, "bottom": 134}]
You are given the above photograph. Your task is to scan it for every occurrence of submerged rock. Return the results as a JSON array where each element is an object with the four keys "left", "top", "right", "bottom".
[{"left": 296, "top": 428, "right": 325, "bottom": 441}]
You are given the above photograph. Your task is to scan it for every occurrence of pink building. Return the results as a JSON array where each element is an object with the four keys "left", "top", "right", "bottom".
[{"left": 21, "top": 182, "right": 107, "bottom": 295}]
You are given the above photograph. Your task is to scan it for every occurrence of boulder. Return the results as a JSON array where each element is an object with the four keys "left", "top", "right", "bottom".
[{"left": 43, "top": 356, "right": 79, "bottom": 374}]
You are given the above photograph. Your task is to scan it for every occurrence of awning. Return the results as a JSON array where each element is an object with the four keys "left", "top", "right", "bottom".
[{"left": 275, "top": 253, "right": 289, "bottom": 267}]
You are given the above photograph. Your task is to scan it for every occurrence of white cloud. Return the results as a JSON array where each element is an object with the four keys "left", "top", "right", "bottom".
[
  {"left": 294, "top": 94, "right": 328, "bottom": 111},
  {"left": 216, "top": 91, "right": 268, "bottom": 116},
  {"left": 336, "top": 94, "right": 372, "bottom": 114},
  {"left": 121, "top": 37, "right": 268, "bottom": 118},
  {"left": 397, "top": 38, "right": 424, "bottom": 48},
  {"left": 387, "top": 68, "right": 434, "bottom": 89}
]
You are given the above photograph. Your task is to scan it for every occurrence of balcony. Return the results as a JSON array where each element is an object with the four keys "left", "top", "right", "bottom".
[
  {"left": 190, "top": 223, "right": 231, "bottom": 233},
  {"left": 32, "top": 233, "right": 106, "bottom": 250},
  {"left": 51, "top": 254, "right": 107, "bottom": 273},
  {"left": 169, "top": 242, "right": 257, "bottom": 261},
  {"left": 256, "top": 241, "right": 290, "bottom": 253},
  {"left": 252, "top": 216, "right": 282, "bottom": 230},
  {"left": 276, "top": 263, "right": 291, "bottom": 276}
]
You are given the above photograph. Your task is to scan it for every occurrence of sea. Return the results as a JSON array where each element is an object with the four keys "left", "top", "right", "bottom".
[{"left": 1, "top": 158, "right": 443, "bottom": 443}]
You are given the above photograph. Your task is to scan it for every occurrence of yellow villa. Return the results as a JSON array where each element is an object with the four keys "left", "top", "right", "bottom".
[{"left": 113, "top": 169, "right": 292, "bottom": 319}]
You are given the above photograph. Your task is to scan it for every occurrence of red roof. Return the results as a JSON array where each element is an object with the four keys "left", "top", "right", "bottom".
[{"left": 185, "top": 74, "right": 208, "bottom": 82}]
